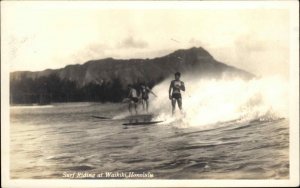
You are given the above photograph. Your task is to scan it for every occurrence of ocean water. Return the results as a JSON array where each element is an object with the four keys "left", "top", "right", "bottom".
[
  {"left": 10, "top": 102, "right": 289, "bottom": 179},
  {"left": 10, "top": 76, "right": 289, "bottom": 179}
]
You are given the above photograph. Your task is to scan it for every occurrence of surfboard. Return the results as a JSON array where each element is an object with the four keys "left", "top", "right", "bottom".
[
  {"left": 122, "top": 114, "right": 164, "bottom": 125},
  {"left": 124, "top": 114, "right": 153, "bottom": 120},
  {"left": 91, "top": 114, "right": 155, "bottom": 121},
  {"left": 91, "top": 115, "right": 113, "bottom": 120},
  {"left": 122, "top": 120, "right": 164, "bottom": 126},
  {"left": 91, "top": 114, "right": 154, "bottom": 120},
  {"left": 91, "top": 115, "right": 130, "bottom": 121},
  {"left": 91, "top": 114, "right": 164, "bottom": 125}
]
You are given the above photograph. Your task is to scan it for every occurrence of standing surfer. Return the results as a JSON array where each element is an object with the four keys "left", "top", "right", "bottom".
[
  {"left": 140, "top": 83, "right": 157, "bottom": 113},
  {"left": 169, "top": 72, "right": 185, "bottom": 115}
]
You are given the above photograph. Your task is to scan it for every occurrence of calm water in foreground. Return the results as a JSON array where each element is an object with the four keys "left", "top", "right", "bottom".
[{"left": 10, "top": 102, "right": 289, "bottom": 179}]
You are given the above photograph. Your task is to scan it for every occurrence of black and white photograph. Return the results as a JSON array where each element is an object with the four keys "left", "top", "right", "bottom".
[{"left": 1, "top": 1, "right": 299, "bottom": 187}]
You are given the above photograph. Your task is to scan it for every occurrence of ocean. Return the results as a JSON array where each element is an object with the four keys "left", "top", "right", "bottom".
[{"left": 10, "top": 76, "right": 289, "bottom": 179}]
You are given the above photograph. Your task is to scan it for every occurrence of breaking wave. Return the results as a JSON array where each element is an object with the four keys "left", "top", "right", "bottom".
[{"left": 150, "top": 74, "right": 288, "bottom": 128}]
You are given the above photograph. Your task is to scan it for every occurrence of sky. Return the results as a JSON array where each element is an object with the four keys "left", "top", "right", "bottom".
[{"left": 1, "top": 1, "right": 296, "bottom": 78}]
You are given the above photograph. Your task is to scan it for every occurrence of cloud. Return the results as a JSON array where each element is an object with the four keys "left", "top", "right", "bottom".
[
  {"left": 234, "top": 34, "right": 266, "bottom": 52},
  {"left": 189, "top": 38, "right": 209, "bottom": 48},
  {"left": 118, "top": 36, "right": 148, "bottom": 49},
  {"left": 60, "top": 43, "right": 111, "bottom": 65},
  {"left": 231, "top": 34, "right": 289, "bottom": 78}
]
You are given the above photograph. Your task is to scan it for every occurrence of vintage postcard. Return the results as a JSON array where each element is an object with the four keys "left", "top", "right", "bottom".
[{"left": 1, "top": 1, "right": 299, "bottom": 187}]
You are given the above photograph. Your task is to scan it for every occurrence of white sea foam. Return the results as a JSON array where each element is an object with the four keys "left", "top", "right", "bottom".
[{"left": 150, "top": 74, "right": 288, "bottom": 128}]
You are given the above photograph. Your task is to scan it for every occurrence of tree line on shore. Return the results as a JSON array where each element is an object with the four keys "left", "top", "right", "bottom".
[{"left": 10, "top": 74, "right": 157, "bottom": 105}]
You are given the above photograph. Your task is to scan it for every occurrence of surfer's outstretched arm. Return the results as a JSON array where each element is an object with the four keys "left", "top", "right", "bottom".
[
  {"left": 145, "top": 87, "right": 157, "bottom": 97},
  {"left": 150, "top": 90, "right": 157, "bottom": 97}
]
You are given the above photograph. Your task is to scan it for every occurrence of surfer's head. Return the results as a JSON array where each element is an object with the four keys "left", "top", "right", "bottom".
[
  {"left": 175, "top": 72, "right": 181, "bottom": 80},
  {"left": 128, "top": 84, "right": 133, "bottom": 89}
]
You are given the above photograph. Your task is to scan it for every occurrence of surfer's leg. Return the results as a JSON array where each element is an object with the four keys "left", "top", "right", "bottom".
[
  {"left": 178, "top": 98, "right": 182, "bottom": 111},
  {"left": 128, "top": 101, "right": 133, "bottom": 115},
  {"left": 134, "top": 102, "right": 138, "bottom": 114},
  {"left": 142, "top": 98, "right": 149, "bottom": 113},
  {"left": 146, "top": 100, "right": 149, "bottom": 113},
  {"left": 141, "top": 100, "right": 144, "bottom": 111},
  {"left": 171, "top": 98, "right": 176, "bottom": 115}
]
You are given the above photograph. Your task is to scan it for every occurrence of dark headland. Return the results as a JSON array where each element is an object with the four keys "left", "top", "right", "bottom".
[{"left": 10, "top": 47, "right": 254, "bottom": 104}]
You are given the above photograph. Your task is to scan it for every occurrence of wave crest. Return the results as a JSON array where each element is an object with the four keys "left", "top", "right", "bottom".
[{"left": 150, "top": 75, "right": 288, "bottom": 128}]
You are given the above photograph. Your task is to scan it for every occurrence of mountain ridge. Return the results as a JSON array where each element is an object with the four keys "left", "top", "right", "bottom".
[{"left": 10, "top": 47, "right": 254, "bottom": 88}]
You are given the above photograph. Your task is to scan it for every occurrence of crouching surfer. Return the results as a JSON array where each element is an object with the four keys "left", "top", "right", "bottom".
[
  {"left": 127, "top": 84, "right": 139, "bottom": 115},
  {"left": 140, "top": 83, "right": 157, "bottom": 113}
]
